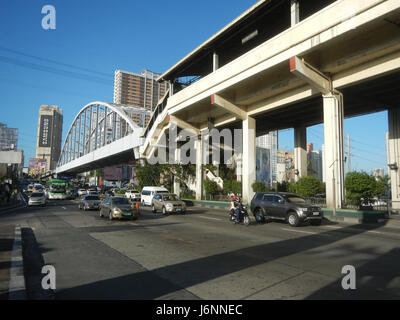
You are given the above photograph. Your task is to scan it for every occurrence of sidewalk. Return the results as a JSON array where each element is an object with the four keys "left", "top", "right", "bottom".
[
  {"left": 0, "top": 193, "right": 27, "bottom": 214},
  {"left": 0, "top": 225, "right": 15, "bottom": 299},
  {"left": 0, "top": 225, "right": 26, "bottom": 300}
]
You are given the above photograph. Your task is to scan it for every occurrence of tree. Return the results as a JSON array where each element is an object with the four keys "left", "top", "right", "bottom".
[
  {"left": 204, "top": 180, "right": 218, "bottom": 196},
  {"left": 251, "top": 181, "right": 269, "bottom": 193},
  {"left": 345, "top": 172, "right": 377, "bottom": 207},
  {"left": 293, "top": 176, "right": 324, "bottom": 198}
]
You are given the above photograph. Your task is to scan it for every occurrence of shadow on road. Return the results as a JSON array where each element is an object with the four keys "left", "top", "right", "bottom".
[{"left": 57, "top": 220, "right": 399, "bottom": 300}]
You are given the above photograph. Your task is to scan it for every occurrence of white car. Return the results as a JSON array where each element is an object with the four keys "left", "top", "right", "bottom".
[
  {"left": 78, "top": 189, "right": 87, "bottom": 197},
  {"left": 141, "top": 186, "right": 169, "bottom": 206},
  {"left": 125, "top": 190, "right": 141, "bottom": 201},
  {"left": 28, "top": 192, "right": 46, "bottom": 207}
]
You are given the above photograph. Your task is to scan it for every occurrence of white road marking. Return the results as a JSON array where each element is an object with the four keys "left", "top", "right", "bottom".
[
  {"left": 62, "top": 206, "right": 67, "bottom": 210},
  {"left": 281, "top": 228, "right": 316, "bottom": 235},
  {"left": 197, "top": 216, "right": 222, "bottom": 221}
]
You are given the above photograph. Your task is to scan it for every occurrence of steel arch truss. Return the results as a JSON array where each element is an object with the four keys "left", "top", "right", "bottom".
[{"left": 57, "top": 102, "right": 149, "bottom": 168}]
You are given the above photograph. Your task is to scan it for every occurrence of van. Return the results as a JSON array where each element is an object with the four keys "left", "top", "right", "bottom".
[{"left": 141, "top": 186, "right": 169, "bottom": 206}]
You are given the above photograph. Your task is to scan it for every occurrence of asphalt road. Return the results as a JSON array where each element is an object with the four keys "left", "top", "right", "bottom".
[{"left": 1, "top": 199, "right": 399, "bottom": 300}]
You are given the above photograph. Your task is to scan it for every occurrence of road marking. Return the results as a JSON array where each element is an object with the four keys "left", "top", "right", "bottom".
[
  {"left": 322, "top": 225, "right": 382, "bottom": 234},
  {"left": 197, "top": 216, "right": 222, "bottom": 221},
  {"left": 62, "top": 206, "right": 66, "bottom": 210},
  {"left": 281, "top": 228, "right": 316, "bottom": 235}
]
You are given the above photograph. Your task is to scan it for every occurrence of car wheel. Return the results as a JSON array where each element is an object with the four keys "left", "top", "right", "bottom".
[
  {"left": 310, "top": 219, "right": 322, "bottom": 226},
  {"left": 162, "top": 207, "right": 166, "bottom": 215},
  {"left": 109, "top": 211, "right": 113, "bottom": 220},
  {"left": 254, "top": 209, "right": 265, "bottom": 224},
  {"left": 152, "top": 205, "right": 156, "bottom": 213},
  {"left": 287, "top": 212, "right": 300, "bottom": 227},
  {"left": 99, "top": 210, "right": 103, "bottom": 218},
  {"left": 244, "top": 216, "right": 250, "bottom": 226}
]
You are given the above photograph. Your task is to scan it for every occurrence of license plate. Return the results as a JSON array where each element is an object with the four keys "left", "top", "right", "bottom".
[
  {"left": 176, "top": 208, "right": 182, "bottom": 212},
  {"left": 313, "top": 212, "right": 320, "bottom": 216}
]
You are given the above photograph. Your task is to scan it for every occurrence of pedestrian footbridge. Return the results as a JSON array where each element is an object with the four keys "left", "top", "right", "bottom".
[{"left": 55, "top": 102, "right": 150, "bottom": 174}]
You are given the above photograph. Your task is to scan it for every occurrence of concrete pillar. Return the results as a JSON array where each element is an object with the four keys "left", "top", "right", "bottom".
[
  {"left": 388, "top": 108, "right": 400, "bottom": 212},
  {"left": 291, "top": 0, "right": 300, "bottom": 27},
  {"left": 173, "top": 147, "right": 181, "bottom": 197},
  {"left": 242, "top": 117, "right": 256, "bottom": 204},
  {"left": 294, "top": 127, "right": 307, "bottom": 181},
  {"left": 323, "top": 92, "right": 345, "bottom": 209},
  {"left": 213, "top": 53, "right": 219, "bottom": 72},
  {"left": 195, "top": 138, "right": 203, "bottom": 200}
]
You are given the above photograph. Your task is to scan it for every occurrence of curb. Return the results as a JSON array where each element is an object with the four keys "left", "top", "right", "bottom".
[{"left": 8, "top": 226, "right": 26, "bottom": 300}]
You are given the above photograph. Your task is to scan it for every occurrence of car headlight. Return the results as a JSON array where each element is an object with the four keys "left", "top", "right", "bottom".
[
  {"left": 166, "top": 204, "right": 173, "bottom": 210},
  {"left": 113, "top": 208, "right": 122, "bottom": 214}
]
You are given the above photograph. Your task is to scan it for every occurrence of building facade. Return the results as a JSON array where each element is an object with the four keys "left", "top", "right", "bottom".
[
  {"left": 114, "top": 69, "right": 168, "bottom": 127},
  {"left": 256, "top": 131, "right": 278, "bottom": 184},
  {"left": 35, "top": 105, "right": 63, "bottom": 172},
  {"left": 0, "top": 123, "right": 18, "bottom": 151}
]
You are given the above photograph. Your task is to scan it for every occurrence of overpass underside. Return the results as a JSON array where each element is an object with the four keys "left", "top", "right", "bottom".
[{"left": 140, "top": 0, "right": 400, "bottom": 207}]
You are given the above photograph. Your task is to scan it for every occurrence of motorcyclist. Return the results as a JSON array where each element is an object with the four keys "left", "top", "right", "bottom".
[{"left": 229, "top": 195, "right": 241, "bottom": 223}]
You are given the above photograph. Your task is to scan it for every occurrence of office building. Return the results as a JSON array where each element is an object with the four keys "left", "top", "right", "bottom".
[
  {"left": 35, "top": 105, "right": 63, "bottom": 172},
  {"left": 0, "top": 123, "right": 18, "bottom": 151},
  {"left": 114, "top": 69, "right": 168, "bottom": 127}
]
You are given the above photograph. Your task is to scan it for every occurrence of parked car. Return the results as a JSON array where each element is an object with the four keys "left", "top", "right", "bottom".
[
  {"left": 152, "top": 193, "right": 186, "bottom": 214},
  {"left": 125, "top": 190, "right": 141, "bottom": 202},
  {"left": 79, "top": 194, "right": 101, "bottom": 211},
  {"left": 28, "top": 192, "right": 46, "bottom": 207},
  {"left": 99, "top": 197, "right": 138, "bottom": 220},
  {"left": 67, "top": 188, "right": 78, "bottom": 199},
  {"left": 250, "top": 192, "right": 323, "bottom": 227},
  {"left": 141, "top": 186, "right": 169, "bottom": 206}
]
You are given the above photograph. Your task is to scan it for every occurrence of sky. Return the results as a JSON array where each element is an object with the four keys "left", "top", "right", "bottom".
[{"left": 0, "top": 0, "right": 388, "bottom": 174}]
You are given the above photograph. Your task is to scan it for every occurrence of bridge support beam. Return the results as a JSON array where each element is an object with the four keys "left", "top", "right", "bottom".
[
  {"left": 294, "top": 127, "right": 307, "bottom": 182},
  {"left": 195, "top": 139, "right": 203, "bottom": 200},
  {"left": 388, "top": 108, "right": 400, "bottom": 212},
  {"left": 323, "top": 92, "right": 345, "bottom": 209},
  {"left": 173, "top": 147, "right": 181, "bottom": 197},
  {"left": 242, "top": 116, "right": 256, "bottom": 204}
]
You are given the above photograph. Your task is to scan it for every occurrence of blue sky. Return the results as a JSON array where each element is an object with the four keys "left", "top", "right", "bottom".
[{"left": 0, "top": 0, "right": 388, "bottom": 173}]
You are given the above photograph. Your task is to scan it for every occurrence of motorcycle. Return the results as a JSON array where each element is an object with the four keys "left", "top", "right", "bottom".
[{"left": 229, "top": 202, "right": 250, "bottom": 226}]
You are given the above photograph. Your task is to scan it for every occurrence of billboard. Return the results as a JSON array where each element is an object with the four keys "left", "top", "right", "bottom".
[
  {"left": 29, "top": 158, "right": 47, "bottom": 175},
  {"left": 104, "top": 166, "right": 122, "bottom": 181},
  {"left": 256, "top": 147, "right": 271, "bottom": 187},
  {"left": 38, "top": 115, "right": 53, "bottom": 147}
]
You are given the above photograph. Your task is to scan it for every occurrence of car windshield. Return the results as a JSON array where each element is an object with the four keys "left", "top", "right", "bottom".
[
  {"left": 112, "top": 198, "right": 130, "bottom": 205},
  {"left": 162, "top": 195, "right": 179, "bottom": 201},
  {"left": 158, "top": 190, "right": 169, "bottom": 194},
  {"left": 31, "top": 192, "right": 44, "bottom": 197},
  {"left": 285, "top": 196, "right": 307, "bottom": 204},
  {"left": 85, "top": 196, "right": 100, "bottom": 201}
]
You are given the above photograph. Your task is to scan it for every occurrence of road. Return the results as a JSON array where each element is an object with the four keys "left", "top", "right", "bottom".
[{"left": 1, "top": 199, "right": 399, "bottom": 300}]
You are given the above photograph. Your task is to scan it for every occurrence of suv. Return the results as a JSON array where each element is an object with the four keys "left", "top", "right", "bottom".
[{"left": 250, "top": 192, "right": 323, "bottom": 227}]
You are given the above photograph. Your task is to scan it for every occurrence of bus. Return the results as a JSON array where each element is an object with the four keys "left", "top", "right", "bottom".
[{"left": 47, "top": 179, "right": 68, "bottom": 200}]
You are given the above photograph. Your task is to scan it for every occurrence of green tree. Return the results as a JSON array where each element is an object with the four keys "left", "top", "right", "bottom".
[
  {"left": 345, "top": 172, "right": 377, "bottom": 207},
  {"left": 204, "top": 180, "right": 218, "bottom": 196},
  {"left": 294, "top": 176, "right": 324, "bottom": 198},
  {"left": 251, "top": 181, "right": 269, "bottom": 193}
]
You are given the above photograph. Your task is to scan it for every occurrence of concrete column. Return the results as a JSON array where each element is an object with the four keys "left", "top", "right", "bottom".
[
  {"left": 388, "top": 108, "right": 400, "bottom": 212},
  {"left": 294, "top": 127, "right": 307, "bottom": 181},
  {"left": 323, "top": 92, "right": 345, "bottom": 209},
  {"left": 242, "top": 117, "right": 256, "bottom": 204},
  {"left": 195, "top": 138, "right": 203, "bottom": 200},
  {"left": 173, "top": 147, "right": 181, "bottom": 197},
  {"left": 213, "top": 52, "right": 219, "bottom": 72},
  {"left": 291, "top": 0, "right": 300, "bottom": 26}
]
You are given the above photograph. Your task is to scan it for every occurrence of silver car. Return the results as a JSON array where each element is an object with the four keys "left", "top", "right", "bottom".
[
  {"left": 151, "top": 193, "right": 186, "bottom": 214},
  {"left": 79, "top": 194, "right": 101, "bottom": 211},
  {"left": 99, "top": 197, "right": 138, "bottom": 220},
  {"left": 28, "top": 192, "right": 46, "bottom": 207}
]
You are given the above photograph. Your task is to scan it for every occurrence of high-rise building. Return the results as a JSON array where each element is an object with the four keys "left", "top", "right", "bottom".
[
  {"left": 0, "top": 123, "right": 18, "bottom": 151},
  {"left": 35, "top": 105, "right": 63, "bottom": 172},
  {"left": 113, "top": 69, "right": 168, "bottom": 127},
  {"left": 373, "top": 168, "right": 385, "bottom": 179},
  {"left": 256, "top": 131, "right": 278, "bottom": 183}
]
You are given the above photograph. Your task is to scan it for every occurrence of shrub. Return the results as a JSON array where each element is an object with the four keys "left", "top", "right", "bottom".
[
  {"left": 293, "top": 176, "right": 324, "bottom": 198},
  {"left": 204, "top": 180, "right": 218, "bottom": 195},
  {"left": 252, "top": 181, "right": 269, "bottom": 193},
  {"left": 345, "top": 172, "right": 379, "bottom": 207}
]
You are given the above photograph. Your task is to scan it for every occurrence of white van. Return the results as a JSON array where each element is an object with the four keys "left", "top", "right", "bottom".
[{"left": 141, "top": 186, "right": 169, "bottom": 206}]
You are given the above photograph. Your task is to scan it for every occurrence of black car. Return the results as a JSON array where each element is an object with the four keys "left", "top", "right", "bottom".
[{"left": 250, "top": 192, "right": 323, "bottom": 227}]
